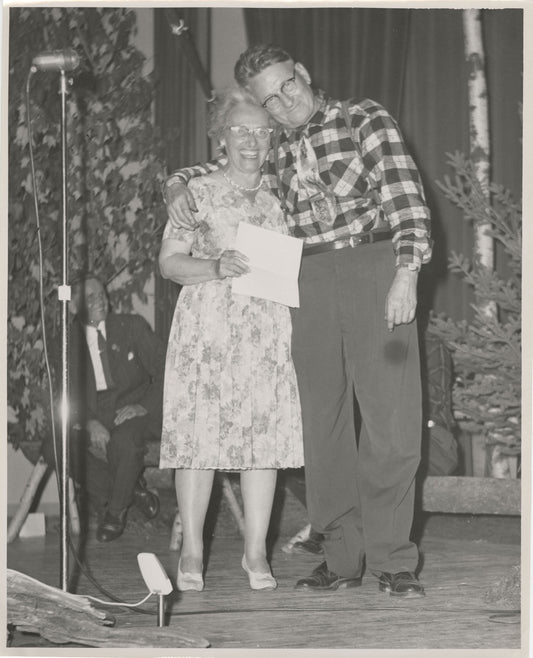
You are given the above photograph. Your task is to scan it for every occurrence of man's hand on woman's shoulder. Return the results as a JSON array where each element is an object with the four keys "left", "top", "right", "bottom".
[{"left": 165, "top": 179, "right": 198, "bottom": 228}]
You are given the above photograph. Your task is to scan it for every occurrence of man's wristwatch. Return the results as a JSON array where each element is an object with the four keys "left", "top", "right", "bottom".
[
  {"left": 165, "top": 175, "right": 182, "bottom": 189},
  {"left": 399, "top": 263, "right": 420, "bottom": 272},
  {"left": 161, "top": 175, "right": 183, "bottom": 203}
]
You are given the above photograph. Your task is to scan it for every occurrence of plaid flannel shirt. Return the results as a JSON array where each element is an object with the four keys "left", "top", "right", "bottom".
[{"left": 166, "top": 93, "right": 432, "bottom": 267}]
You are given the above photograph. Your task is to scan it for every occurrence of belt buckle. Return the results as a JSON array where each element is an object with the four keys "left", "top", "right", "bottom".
[{"left": 348, "top": 235, "right": 361, "bottom": 248}]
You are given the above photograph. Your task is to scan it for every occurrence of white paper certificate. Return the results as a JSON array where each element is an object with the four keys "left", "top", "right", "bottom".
[{"left": 232, "top": 222, "right": 304, "bottom": 307}]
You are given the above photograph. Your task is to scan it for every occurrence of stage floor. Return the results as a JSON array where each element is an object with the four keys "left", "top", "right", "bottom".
[{"left": 6, "top": 481, "right": 522, "bottom": 653}]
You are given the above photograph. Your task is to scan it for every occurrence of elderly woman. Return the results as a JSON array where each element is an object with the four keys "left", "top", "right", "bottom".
[{"left": 159, "top": 87, "right": 303, "bottom": 592}]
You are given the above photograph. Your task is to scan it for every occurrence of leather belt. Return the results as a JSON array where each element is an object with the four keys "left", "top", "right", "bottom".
[{"left": 302, "top": 230, "right": 392, "bottom": 257}]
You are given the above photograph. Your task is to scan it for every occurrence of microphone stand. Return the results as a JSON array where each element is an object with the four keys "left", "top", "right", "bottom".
[{"left": 58, "top": 68, "right": 72, "bottom": 592}]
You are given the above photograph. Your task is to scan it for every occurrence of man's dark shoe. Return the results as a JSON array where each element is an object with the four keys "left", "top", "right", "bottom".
[
  {"left": 295, "top": 561, "right": 362, "bottom": 591},
  {"left": 133, "top": 478, "right": 160, "bottom": 519},
  {"left": 378, "top": 571, "right": 425, "bottom": 597},
  {"left": 96, "top": 509, "right": 127, "bottom": 542}
]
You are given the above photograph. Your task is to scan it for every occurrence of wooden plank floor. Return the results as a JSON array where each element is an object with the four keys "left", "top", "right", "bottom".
[{"left": 6, "top": 486, "right": 522, "bottom": 652}]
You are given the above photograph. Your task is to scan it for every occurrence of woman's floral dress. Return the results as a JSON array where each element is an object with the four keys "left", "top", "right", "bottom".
[{"left": 159, "top": 175, "right": 304, "bottom": 470}]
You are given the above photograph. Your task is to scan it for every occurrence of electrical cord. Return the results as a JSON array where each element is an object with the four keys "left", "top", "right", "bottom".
[
  {"left": 86, "top": 591, "right": 153, "bottom": 608},
  {"left": 66, "top": 536, "right": 157, "bottom": 616},
  {"left": 26, "top": 68, "right": 69, "bottom": 537},
  {"left": 25, "top": 66, "right": 156, "bottom": 617},
  {"left": 26, "top": 67, "right": 60, "bottom": 489}
]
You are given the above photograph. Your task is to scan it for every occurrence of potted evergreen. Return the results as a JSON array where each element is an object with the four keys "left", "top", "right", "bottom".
[{"left": 429, "top": 151, "right": 521, "bottom": 477}]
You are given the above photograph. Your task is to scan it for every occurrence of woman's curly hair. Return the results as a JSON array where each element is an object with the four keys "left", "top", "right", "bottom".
[{"left": 207, "top": 86, "right": 275, "bottom": 146}]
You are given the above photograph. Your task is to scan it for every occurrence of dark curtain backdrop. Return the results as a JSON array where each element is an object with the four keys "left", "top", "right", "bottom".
[
  {"left": 153, "top": 8, "right": 211, "bottom": 341},
  {"left": 244, "top": 8, "right": 523, "bottom": 321},
  {"left": 244, "top": 9, "right": 410, "bottom": 117}
]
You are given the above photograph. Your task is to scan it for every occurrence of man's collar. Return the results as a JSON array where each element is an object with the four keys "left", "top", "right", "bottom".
[
  {"left": 84, "top": 319, "right": 106, "bottom": 336},
  {"left": 306, "top": 90, "right": 328, "bottom": 128}
]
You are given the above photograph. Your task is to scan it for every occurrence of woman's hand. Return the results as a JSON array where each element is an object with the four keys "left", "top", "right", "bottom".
[{"left": 216, "top": 250, "right": 250, "bottom": 278}]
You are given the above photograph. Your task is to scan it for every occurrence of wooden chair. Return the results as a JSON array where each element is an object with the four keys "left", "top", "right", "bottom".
[
  {"left": 8, "top": 440, "right": 245, "bottom": 552},
  {"left": 7, "top": 456, "right": 80, "bottom": 543}
]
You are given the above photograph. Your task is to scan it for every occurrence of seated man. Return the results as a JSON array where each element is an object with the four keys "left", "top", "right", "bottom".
[{"left": 65, "top": 274, "right": 165, "bottom": 542}]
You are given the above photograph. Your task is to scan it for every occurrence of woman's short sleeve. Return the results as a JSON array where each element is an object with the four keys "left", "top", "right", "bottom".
[
  {"left": 162, "top": 220, "right": 195, "bottom": 249},
  {"left": 161, "top": 179, "right": 206, "bottom": 249}
]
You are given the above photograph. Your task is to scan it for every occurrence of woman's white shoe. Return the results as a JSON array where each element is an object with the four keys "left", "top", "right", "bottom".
[
  {"left": 177, "top": 559, "right": 204, "bottom": 592},
  {"left": 241, "top": 555, "right": 277, "bottom": 590}
]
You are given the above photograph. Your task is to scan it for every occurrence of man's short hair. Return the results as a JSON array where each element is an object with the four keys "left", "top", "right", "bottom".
[
  {"left": 234, "top": 44, "right": 293, "bottom": 87},
  {"left": 70, "top": 272, "right": 102, "bottom": 296}
]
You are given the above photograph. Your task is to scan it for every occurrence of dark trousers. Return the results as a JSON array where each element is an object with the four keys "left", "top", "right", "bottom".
[
  {"left": 290, "top": 240, "right": 422, "bottom": 577},
  {"left": 71, "top": 413, "right": 156, "bottom": 515}
]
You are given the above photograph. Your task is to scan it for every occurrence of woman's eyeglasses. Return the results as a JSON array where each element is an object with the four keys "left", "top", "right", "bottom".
[{"left": 227, "top": 126, "right": 274, "bottom": 140}]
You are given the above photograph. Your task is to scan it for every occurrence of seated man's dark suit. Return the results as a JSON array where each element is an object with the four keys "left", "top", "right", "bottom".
[{"left": 69, "top": 312, "right": 165, "bottom": 519}]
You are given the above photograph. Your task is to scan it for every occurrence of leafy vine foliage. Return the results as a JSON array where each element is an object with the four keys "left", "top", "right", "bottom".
[
  {"left": 430, "top": 152, "right": 521, "bottom": 450},
  {"left": 8, "top": 8, "right": 167, "bottom": 449}
]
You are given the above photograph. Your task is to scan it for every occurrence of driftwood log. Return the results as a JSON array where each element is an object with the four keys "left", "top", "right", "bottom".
[{"left": 7, "top": 569, "right": 210, "bottom": 648}]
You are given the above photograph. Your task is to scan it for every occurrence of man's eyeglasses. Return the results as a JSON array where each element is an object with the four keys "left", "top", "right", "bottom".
[
  {"left": 227, "top": 126, "right": 274, "bottom": 140},
  {"left": 262, "top": 69, "right": 298, "bottom": 111}
]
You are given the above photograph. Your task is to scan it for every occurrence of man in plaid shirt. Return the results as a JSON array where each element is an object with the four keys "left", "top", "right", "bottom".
[{"left": 164, "top": 44, "right": 432, "bottom": 597}]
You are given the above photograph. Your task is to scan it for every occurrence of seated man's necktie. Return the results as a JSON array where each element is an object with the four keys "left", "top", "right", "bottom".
[{"left": 97, "top": 328, "right": 115, "bottom": 390}]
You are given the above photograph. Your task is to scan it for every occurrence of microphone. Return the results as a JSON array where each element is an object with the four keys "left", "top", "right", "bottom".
[{"left": 32, "top": 49, "right": 80, "bottom": 72}]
